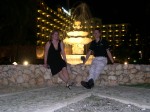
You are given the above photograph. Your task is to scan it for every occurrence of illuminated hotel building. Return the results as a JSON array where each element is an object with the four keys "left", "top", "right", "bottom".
[
  {"left": 36, "top": 2, "right": 71, "bottom": 46},
  {"left": 37, "top": 1, "right": 141, "bottom": 63}
]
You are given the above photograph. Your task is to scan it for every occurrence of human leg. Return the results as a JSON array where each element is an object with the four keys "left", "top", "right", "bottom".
[
  {"left": 87, "top": 58, "right": 97, "bottom": 81},
  {"left": 89, "top": 57, "right": 107, "bottom": 80},
  {"left": 92, "top": 58, "right": 107, "bottom": 80},
  {"left": 58, "top": 67, "right": 72, "bottom": 89},
  {"left": 81, "top": 58, "right": 96, "bottom": 89},
  {"left": 81, "top": 57, "right": 107, "bottom": 89},
  {"left": 62, "top": 67, "right": 74, "bottom": 89},
  {"left": 58, "top": 71, "right": 68, "bottom": 83}
]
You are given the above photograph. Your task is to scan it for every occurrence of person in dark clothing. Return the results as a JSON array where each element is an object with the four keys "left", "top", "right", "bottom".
[
  {"left": 81, "top": 28, "right": 114, "bottom": 89},
  {"left": 44, "top": 30, "right": 72, "bottom": 89}
]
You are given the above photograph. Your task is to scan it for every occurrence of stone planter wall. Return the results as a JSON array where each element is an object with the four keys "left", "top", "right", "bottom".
[{"left": 0, "top": 64, "right": 150, "bottom": 88}]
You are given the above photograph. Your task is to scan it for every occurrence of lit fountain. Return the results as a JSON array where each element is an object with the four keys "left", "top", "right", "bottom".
[{"left": 63, "top": 2, "right": 94, "bottom": 64}]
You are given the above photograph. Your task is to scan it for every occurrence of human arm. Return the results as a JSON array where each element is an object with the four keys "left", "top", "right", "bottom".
[
  {"left": 106, "top": 49, "right": 114, "bottom": 64},
  {"left": 44, "top": 41, "right": 50, "bottom": 67},
  {"left": 83, "top": 50, "right": 92, "bottom": 64},
  {"left": 60, "top": 41, "right": 67, "bottom": 62}
]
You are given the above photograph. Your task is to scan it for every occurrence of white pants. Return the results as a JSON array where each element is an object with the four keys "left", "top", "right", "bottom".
[{"left": 87, "top": 57, "right": 107, "bottom": 82}]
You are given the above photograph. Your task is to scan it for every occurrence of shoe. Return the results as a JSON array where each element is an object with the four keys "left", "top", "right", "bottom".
[
  {"left": 66, "top": 85, "right": 71, "bottom": 90},
  {"left": 88, "top": 79, "right": 94, "bottom": 88},
  {"left": 66, "top": 82, "right": 73, "bottom": 90},
  {"left": 81, "top": 81, "right": 91, "bottom": 89},
  {"left": 66, "top": 81, "right": 75, "bottom": 90},
  {"left": 70, "top": 82, "right": 75, "bottom": 86}
]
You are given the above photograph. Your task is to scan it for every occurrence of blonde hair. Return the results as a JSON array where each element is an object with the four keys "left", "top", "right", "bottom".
[{"left": 49, "top": 29, "right": 60, "bottom": 40}]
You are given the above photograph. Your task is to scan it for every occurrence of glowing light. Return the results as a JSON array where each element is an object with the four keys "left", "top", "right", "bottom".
[
  {"left": 64, "top": 20, "right": 92, "bottom": 54},
  {"left": 63, "top": 20, "right": 92, "bottom": 54},
  {"left": 113, "top": 56, "right": 116, "bottom": 59},
  {"left": 64, "top": 37, "right": 91, "bottom": 45},
  {"left": 23, "top": 61, "right": 29, "bottom": 66},
  {"left": 62, "top": 2, "right": 95, "bottom": 55},
  {"left": 12, "top": 62, "right": 18, "bottom": 65},
  {"left": 124, "top": 61, "right": 128, "bottom": 65},
  {"left": 67, "top": 31, "right": 88, "bottom": 37},
  {"left": 62, "top": 7, "right": 70, "bottom": 16},
  {"left": 36, "top": 46, "right": 44, "bottom": 59}
]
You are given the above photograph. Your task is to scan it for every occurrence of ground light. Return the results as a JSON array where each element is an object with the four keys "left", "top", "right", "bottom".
[
  {"left": 113, "top": 56, "right": 116, "bottom": 59},
  {"left": 113, "top": 56, "right": 116, "bottom": 61},
  {"left": 12, "top": 62, "right": 18, "bottom": 65},
  {"left": 124, "top": 61, "right": 128, "bottom": 65},
  {"left": 23, "top": 61, "right": 29, "bottom": 66}
]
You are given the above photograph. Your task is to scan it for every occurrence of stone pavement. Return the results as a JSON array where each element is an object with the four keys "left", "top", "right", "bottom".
[{"left": 0, "top": 86, "right": 150, "bottom": 112}]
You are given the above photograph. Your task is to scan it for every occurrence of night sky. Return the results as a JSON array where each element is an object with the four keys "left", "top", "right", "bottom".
[{"left": 43, "top": 0, "right": 150, "bottom": 30}]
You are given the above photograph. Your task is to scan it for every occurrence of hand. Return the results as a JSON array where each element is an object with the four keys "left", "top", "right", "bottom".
[{"left": 81, "top": 56, "right": 86, "bottom": 64}]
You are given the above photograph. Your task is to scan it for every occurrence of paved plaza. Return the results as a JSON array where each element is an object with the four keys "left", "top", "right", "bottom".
[{"left": 0, "top": 86, "right": 150, "bottom": 112}]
